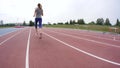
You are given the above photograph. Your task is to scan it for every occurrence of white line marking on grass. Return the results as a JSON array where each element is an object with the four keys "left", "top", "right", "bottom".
[
  {"left": 25, "top": 29, "right": 31, "bottom": 68},
  {"left": 49, "top": 30, "right": 120, "bottom": 48},
  {"left": 43, "top": 32, "right": 120, "bottom": 66}
]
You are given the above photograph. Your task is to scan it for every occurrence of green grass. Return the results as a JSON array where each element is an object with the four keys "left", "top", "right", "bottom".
[
  {"left": 45, "top": 24, "right": 120, "bottom": 33},
  {"left": 0, "top": 25, "right": 16, "bottom": 29}
]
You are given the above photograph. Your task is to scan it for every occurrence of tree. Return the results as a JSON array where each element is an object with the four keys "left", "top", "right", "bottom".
[
  {"left": 70, "top": 20, "right": 74, "bottom": 25},
  {"left": 23, "top": 21, "right": 27, "bottom": 26},
  {"left": 72, "top": 20, "right": 76, "bottom": 24},
  {"left": 58, "top": 22, "right": 64, "bottom": 25},
  {"left": 65, "top": 21, "right": 69, "bottom": 25},
  {"left": 88, "top": 21, "right": 95, "bottom": 25},
  {"left": 104, "top": 18, "right": 111, "bottom": 26},
  {"left": 115, "top": 19, "right": 120, "bottom": 27},
  {"left": 96, "top": 18, "right": 104, "bottom": 25},
  {"left": 77, "top": 19, "right": 85, "bottom": 25},
  {"left": 48, "top": 22, "right": 51, "bottom": 25},
  {"left": 29, "top": 20, "right": 34, "bottom": 26},
  {"left": 53, "top": 23, "right": 56, "bottom": 25}
]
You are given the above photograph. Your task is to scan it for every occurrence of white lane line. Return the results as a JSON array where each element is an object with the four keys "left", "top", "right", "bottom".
[
  {"left": 0, "top": 28, "right": 24, "bottom": 37},
  {"left": 49, "top": 30, "right": 120, "bottom": 48},
  {"left": 0, "top": 31, "right": 21, "bottom": 46},
  {"left": 0, "top": 28, "right": 28, "bottom": 37},
  {"left": 43, "top": 32, "right": 120, "bottom": 66},
  {"left": 69, "top": 31, "right": 120, "bottom": 42},
  {"left": 25, "top": 29, "right": 31, "bottom": 68},
  {"left": 50, "top": 28, "right": 120, "bottom": 42}
]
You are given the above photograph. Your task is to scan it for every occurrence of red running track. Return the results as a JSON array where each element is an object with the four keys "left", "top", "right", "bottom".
[{"left": 0, "top": 27, "right": 120, "bottom": 68}]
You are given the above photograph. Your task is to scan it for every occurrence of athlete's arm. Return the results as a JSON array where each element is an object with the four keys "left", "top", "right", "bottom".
[
  {"left": 33, "top": 9, "right": 36, "bottom": 17},
  {"left": 33, "top": 11, "right": 36, "bottom": 17},
  {"left": 41, "top": 9, "right": 43, "bottom": 16}
]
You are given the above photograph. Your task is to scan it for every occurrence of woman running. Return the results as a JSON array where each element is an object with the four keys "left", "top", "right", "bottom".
[{"left": 33, "top": 3, "right": 43, "bottom": 39}]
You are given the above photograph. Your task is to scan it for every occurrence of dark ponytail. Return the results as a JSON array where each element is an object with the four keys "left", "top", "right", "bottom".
[{"left": 38, "top": 3, "right": 42, "bottom": 10}]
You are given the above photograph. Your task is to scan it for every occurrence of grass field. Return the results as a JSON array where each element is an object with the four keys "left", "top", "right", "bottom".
[
  {"left": 0, "top": 26, "right": 13, "bottom": 28},
  {"left": 45, "top": 24, "right": 120, "bottom": 34}
]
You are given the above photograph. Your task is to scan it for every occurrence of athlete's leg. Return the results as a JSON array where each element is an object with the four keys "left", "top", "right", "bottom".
[
  {"left": 38, "top": 18, "right": 42, "bottom": 39},
  {"left": 35, "top": 18, "right": 39, "bottom": 35}
]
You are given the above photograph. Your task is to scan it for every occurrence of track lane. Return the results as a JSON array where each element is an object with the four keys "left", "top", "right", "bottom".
[
  {"left": 47, "top": 28, "right": 120, "bottom": 41},
  {"left": 44, "top": 29, "right": 120, "bottom": 63},
  {"left": 0, "top": 27, "right": 119, "bottom": 68},
  {"left": 27, "top": 27, "right": 119, "bottom": 68},
  {"left": 0, "top": 28, "right": 28, "bottom": 43},
  {"left": 43, "top": 28, "right": 120, "bottom": 67},
  {"left": 0, "top": 28, "right": 22, "bottom": 37},
  {"left": 0, "top": 28, "right": 29, "bottom": 68},
  {"left": 45, "top": 28, "right": 120, "bottom": 47}
]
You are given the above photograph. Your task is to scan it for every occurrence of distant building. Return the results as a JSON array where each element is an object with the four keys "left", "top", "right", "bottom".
[{"left": 0, "top": 20, "right": 3, "bottom": 25}]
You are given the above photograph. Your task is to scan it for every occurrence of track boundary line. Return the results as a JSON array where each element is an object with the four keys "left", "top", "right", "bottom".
[
  {"left": 48, "top": 28, "right": 120, "bottom": 42},
  {"left": 66, "top": 30, "right": 120, "bottom": 42},
  {"left": 0, "top": 30, "right": 17, "bottom": 37},
  {"left": 25, "top": 28, "right": 31, "bottom": 68},
  {"left": 43, "top": 32, "right": 120, "bottom": 66},
  {"left": 48, "top": 30, "right": 120, "bottom": 48},
  {"left": 0, "top": 28, "right": 24, "bottom": 37},
  {"left": 0, "top": 31, "right": 22, "bottom": 46}
]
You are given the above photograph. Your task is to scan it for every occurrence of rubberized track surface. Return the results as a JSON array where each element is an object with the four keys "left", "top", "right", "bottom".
[{"left": 0, "top": 27, "right": 120, "bottom": 68}]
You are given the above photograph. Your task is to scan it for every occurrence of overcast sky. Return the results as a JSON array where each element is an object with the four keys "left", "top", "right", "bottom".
[{"left": 0, "top": 0, "right": 120, "bottom": 25}]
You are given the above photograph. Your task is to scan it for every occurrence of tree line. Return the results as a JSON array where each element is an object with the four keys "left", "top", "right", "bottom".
[
  {"left": 1, "top": 18, "right": 119, "bottom": 27},
  {"left": 53, "top": 18, "right": 120, "bottom": 27}
]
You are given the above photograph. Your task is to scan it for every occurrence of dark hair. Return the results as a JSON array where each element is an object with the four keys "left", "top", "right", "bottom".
[{"left": 38, "top": 3, "right": 42, "bottom": 9}]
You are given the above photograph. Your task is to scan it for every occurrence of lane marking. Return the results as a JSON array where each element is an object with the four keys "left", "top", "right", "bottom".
[
  {"left": 0, "top": 28, "right": 28, "bottom": 37},
  {"left": 25, "top": 29, "right": 31, "bottom": 68},
  {"left": 0, "top": 31, "right": 21, "bottom": 46},
  {"left": 67, "top": 30, "right": 120, "bottom": 42},
  {"left": 48, "top": 28, "right": 120, "bottom": 42},
  {"left": 48, "top": 30, "right": 120, "bottom": 48},
  {"left": 0, "top": 28, "right": 28, "bottom": 46},
  {"left": 43, "top": 32, "right": 120, "bottom": 66},
  {"left": 0, "top": 28, "right": 23, "bottom": 37},
  {"left": 0, "top": 30, "right": 17, "bottom": 37},
  {"left": 72, "top": 29, "right": 120, "bottom": 41}
]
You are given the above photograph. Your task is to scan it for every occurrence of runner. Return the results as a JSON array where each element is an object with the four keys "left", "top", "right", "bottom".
[{"left": 33, "top": 3, "right": 43, "bottom": 39}]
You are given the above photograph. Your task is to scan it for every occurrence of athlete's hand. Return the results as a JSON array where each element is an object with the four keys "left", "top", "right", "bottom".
[{"left": 33, "top": 15, "right": 35, "bottom": 17}]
